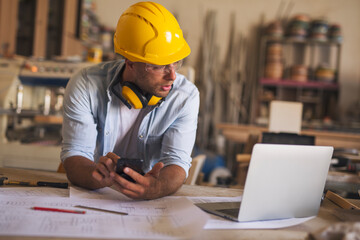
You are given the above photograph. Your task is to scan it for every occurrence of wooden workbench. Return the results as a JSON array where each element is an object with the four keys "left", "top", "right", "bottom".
[
  {"left": 0, "top": 167, "right": 359, "bottom": 240},
  {"left": 217, "top": 123, "right": 360, "bottom": 150}
]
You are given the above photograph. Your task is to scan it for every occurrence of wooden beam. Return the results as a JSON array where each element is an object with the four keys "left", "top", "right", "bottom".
[
  {"left": 62, "top": 0, "right": 83, "bottom": 56},
  {"left": 0, "top": 0, "right": 19, "bottom": 55},
  {"left": 33, "top": 0, "right": 49, "bottom": 58}
]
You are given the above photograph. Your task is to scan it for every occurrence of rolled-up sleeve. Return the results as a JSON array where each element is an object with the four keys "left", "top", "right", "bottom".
[
  {"left": 160, "top": 87, "right": 200, "bottom": 176},
  {"left": 61, "top": 70, "right": 98, "bottom": 162}
]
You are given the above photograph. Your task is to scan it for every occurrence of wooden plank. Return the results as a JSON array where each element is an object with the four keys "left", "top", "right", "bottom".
[
  {"left": 34, "top": 115, "right": 63, "bottom": 124},
  {"left": 62, "top": 0, "right": 83, "bottom": 56},
  {"left": 325, "top": 190, "right": 360, "bottom": 210},
  {"left": 0, "top": 0, "right": 19, "bottom": 55},
  {"left": 33, "top": 0, "right": 49, "bottom": 58}
]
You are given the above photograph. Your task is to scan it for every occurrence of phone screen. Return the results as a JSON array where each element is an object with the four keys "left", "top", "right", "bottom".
[{"left": 115, "top": 158, "right": 145, "bottom": 183}]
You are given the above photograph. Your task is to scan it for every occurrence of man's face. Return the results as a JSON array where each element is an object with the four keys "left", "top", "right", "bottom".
[{"left": 130, "top": 61, "right": 181, "bottom": 98}]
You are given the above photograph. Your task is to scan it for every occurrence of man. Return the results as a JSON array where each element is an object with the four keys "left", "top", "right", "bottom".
[{"left": 60, "top": 2, "right": 199, "bottom": 200}]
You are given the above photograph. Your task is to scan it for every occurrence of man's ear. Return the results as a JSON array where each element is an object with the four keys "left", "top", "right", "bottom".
[{"left": 125, "top": 59, "right": 134, "bottom": 69}]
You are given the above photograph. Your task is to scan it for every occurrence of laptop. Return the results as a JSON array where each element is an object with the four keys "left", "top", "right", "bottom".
[{"left": 196, "top": 143, "right": 333, "bottom": 222}]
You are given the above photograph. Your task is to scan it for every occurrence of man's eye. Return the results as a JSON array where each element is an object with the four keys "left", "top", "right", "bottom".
[{"left": 152, "top": 66, "right": 164, "bottom": 70}]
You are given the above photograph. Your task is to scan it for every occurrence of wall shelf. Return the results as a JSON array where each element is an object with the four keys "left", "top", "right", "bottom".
[
  {"left": 260, "top": 78, "right": 339, "bottom": 90},
  {"left": 255, "top": 33, "right": 341, "bottom": 124}
]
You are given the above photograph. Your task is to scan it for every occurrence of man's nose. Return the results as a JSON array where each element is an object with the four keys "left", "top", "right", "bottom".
[{"left": 164, "top": 65, "right": 177, "bottom": 80}]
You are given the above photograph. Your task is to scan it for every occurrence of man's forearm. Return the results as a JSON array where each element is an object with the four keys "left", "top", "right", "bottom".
[
  {"left": 64, "top": 156, "right": 187, "bottom": 199},
  {"left": 63, "top": 156, "right": 104, "bottom": 189},
  {"left": 156, "top": 165, "right": 186, "bottom": 198}
]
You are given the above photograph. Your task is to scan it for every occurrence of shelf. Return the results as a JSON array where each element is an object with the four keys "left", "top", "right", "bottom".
[
  {"left": 255, "top": 30, "right": 342, "bottom": 123},
  {"left": 19, "top": 76, "right": 69, "bottom": 87},
  {"left": 260, "top": 78, "right": 339, "bottom": 90},
  {"left": 263, "top": 36, "right": 342, "bottom": 46}
]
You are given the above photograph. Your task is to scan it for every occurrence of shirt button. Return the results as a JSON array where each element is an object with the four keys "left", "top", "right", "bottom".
[
  {"left": 105, "top": 131, "right": 110, "bottom": 135},
  {"left": 139, "top": 135, "right": 144, "bottom": 139}
]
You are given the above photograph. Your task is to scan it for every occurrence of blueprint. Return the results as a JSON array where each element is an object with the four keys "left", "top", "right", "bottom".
[{"left": 0, "top": 195, "right": 208, "bottom": 239}]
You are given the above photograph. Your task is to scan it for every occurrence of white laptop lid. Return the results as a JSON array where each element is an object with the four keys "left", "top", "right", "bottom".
[
  {"left": 269, "top": 100, "right": 303, "bottom": 134},
  {"left": 238, "top": 143, "right": 333, "bottom": 222}
]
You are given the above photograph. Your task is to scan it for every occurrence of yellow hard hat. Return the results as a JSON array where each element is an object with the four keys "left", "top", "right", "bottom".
[{"left": 113, "top": 1, "right": 190, "bottom": 65}]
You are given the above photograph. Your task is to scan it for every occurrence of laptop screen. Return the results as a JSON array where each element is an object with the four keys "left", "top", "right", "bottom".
[{"left": 238, "top": 144, "right": 333, "bottom": 222}]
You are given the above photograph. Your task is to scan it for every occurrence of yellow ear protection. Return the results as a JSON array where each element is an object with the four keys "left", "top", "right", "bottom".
[
  {"left": 121, "top": 82, "right": 162, "bottom": 109},
  {"left": 111, "top": 81, "right": 167, "bottom": 109}
]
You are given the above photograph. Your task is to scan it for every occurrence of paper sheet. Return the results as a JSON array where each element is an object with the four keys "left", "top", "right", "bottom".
[
  {"left": 0, "top": 186, "right": 315, "bottom": 233},
  {"left": 0, "top": 195, "right": 208, "bottom": 239},
  {"left": 188, "top": 196, "right": 315, "bottom": 229},
  {"left": 187, "top": 196, "right": 242, "bottom": 204},
  {"left": 0, "top": 187, "right": 68, "bottom": 197},
  {"left": 70, "top": 185, "right": 131, "bottom": 201},
  {"left": 203, "top": 216, "right": 315, "bottom": 229},
  {"left": 69, "top": 189, "right": 313, "bottom": 230}
]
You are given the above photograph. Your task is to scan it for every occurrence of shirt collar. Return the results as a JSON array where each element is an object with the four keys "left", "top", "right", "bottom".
[{"left": 106, "top": 60, "right": 126, "bottom": 100}]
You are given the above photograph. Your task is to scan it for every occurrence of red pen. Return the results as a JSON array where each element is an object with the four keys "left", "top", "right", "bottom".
[{"left": 32, "top": 206, "right": 86, "bottom": 214}]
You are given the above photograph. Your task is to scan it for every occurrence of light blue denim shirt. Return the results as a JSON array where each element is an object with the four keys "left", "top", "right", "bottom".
[{"left": 61, "top": 60, "right": 200, "bottom": 175}]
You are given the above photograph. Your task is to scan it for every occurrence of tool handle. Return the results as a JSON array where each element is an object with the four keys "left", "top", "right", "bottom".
[
  {"left": 8, "top": 180, "right": 37, "bottom": 186},
  {"left": 37, "top": 181, "right": 69, "bottom": 189}
]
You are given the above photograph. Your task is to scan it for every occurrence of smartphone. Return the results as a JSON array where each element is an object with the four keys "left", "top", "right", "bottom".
[{"left": 115, "top": 158, "right": 145, "bottom": 183}]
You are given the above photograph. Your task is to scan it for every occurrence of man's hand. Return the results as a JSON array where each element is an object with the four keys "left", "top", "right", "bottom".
[
  {"left": 91, "top": 153, "right": 118, "bottom": 187},
  {"left": 64, "top": 153, "right": 186, "bottom": 199},
  {"left": 112, "top": 162, "right": 186, "bottom": 200},
  {"left": 63, "top": 155, "right": 116, "bottom": 190}
]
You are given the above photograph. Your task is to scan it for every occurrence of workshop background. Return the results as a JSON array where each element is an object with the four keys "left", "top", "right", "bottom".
[{"left": 0, "top": 0, "right": 359, "bottom": 186}]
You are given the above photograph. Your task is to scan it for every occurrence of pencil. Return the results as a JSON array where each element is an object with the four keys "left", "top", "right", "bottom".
[
  {"left": 32, "top": 206, "right": 86, "bottom": 214},
  {"left": 74, "top": 205, "right": 128, "bottom": 215}
]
